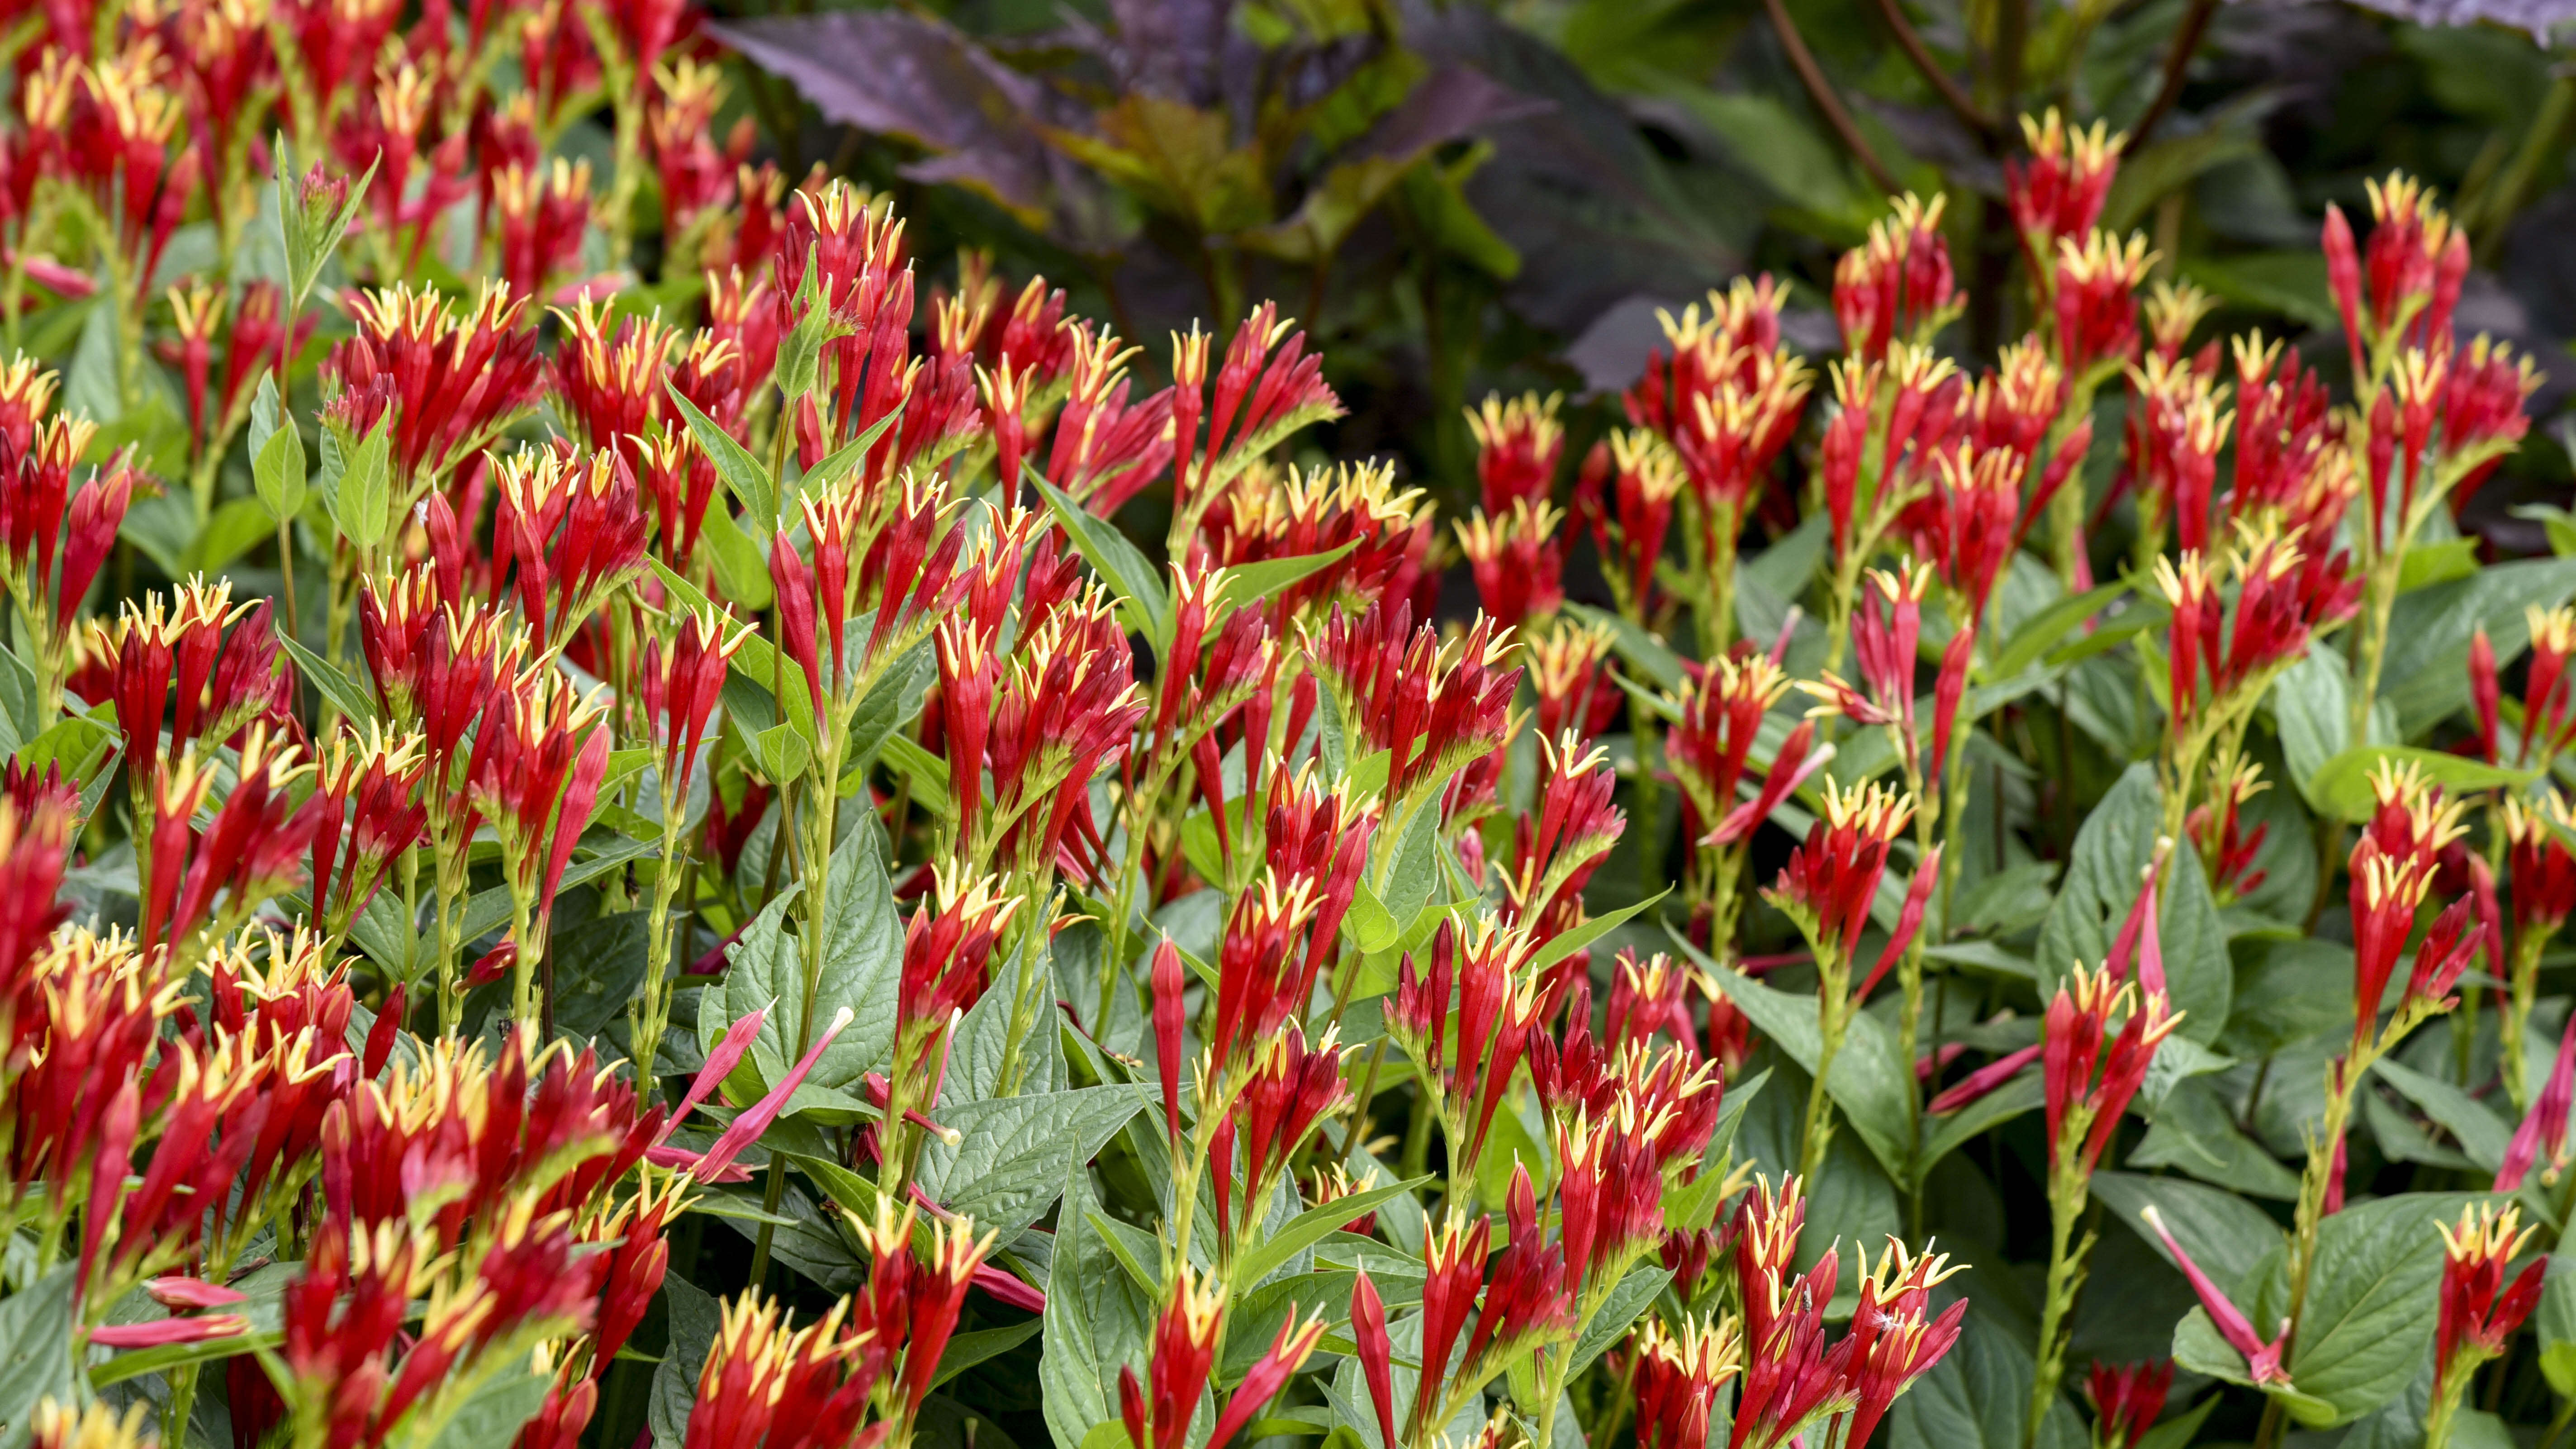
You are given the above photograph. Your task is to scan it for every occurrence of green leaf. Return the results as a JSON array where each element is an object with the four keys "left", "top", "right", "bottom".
[
  {"left": 932, "top": 1319, "right": 1043, "bottom": 1391},
  {"left": 1563, "top": 1265, "right": 1668, "bottom": 1380},
  {"left": 2537, "top": 1253, "right": 2576, "bottom": 1396},
  {"left": 0, "top": 1267, "right": 75, "bottom": 1449},
  {"left": 1562, "top": 602, "right": 1685, "bottom": 693},
  {"left": 1988, "top": 582, "right": 2128, "bottom": 681},
  {"left": 547, "top": 910, "right": 651, "bottom": 1040},
  {"left": 413, "top": 1365, "right": 551, "bottom": 1449},
  {"left": 328, "top": 420, "right": 392, "bottom": 552},
  {"left": 1679, "top": 942, "right": 1913, "bottom": 1182},
  {"left": 1234, "top": 1174, "right": 1434, "bottom": 1289},
  {"left": 2372, "top": 1058, "right": 2513, "bottom": 1172},
  {"left": 2381, "top": 556, "right": 2576, "bottom": 737},
  {"left": 277, "top": 632, "right": 379, "bottom": 725},
  {"left": 669, "top": 385, "right": 776, "bottom": 533},
  {"left": 654, "top": 561, "right": 812, "bottom": 739},
  {"left": 1917, "top": 1073, "right": 2042, "bottom": 1184},
  {"left": 1034, "top": 477, "right": 1171, "bottom": 641},
  {"left": 186, "top": 497, "right": 281, "bottom": 575},
  {"left": 253, "top": 396, "right": 307, "bottom": 523},
  {"left": 2093, "top": 1170, "right": 2286, "bottom": 1293},
  {"left": 2305, "top": 746, "right": 2528, "bottom": 823},
  {"left": 718, "top": 823, "right": 901, "bottom": 1094},
  {"left": 2290, "top": 1192, "right": 2489, "bottom": 1424},
  {"left": 1527, "top": 891, "right": 1667, "bottom": 980},
  {"left": 649, "top": 1274, "right": 721, "bottom": 1449},
  {"left": 2032, "top": 762, "right": 2230, "bottom": 1045},
  {"left": 1209, "top": 540, "right": 1358, "bottom": 616},
  {"left": 1042, "top": 1169, "right": 1158, "bottom": 1449},
  {"left": 915, "top": 1085, "right": 1145, "bottom": 1237},
  {"left": 1887, "top": 1311, "right": 2087, "bottom": 1449},
  {"left": 2127, "top": 1078, "right": 2303, "bottom": 1200},
  {"left": 2397, "top": 536, "right": 2482, "bottom": 592}
]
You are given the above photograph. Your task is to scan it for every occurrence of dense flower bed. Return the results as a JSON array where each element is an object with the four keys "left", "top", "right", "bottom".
[{"left": 0, "top": 5, "right": 2565, "bottom": 1449}]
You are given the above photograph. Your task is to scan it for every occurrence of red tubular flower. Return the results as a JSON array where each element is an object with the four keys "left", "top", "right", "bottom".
[
  {"left": 2043, "top": 966, "right": 2182, "bottom": 1179},
  {"left": 847, "top": 1203, "right": 993, "bottom": 1423},
  {"left": 143, "top": 730, "right": 329, "bottom": 953},
  {"left": 0, "top": 413, "right": 126, "bottom": 668},
  {"left": 1552, "top": 1103, "right": 1673, "bottom": 1297},
  {"left": 887, "top": 879, "right": 1018, "bottom": 1152},
  {"left": 1810, "top": 565, "right": 1927, "bottom": 756},
  {"left": 2348, "top": 843, "right": 2435, "bottom": 1044},
  {"left": 639, "top": 609, "right": 751, "bottom": 801},
  {"left": 470, "top": 668, "right": 611, "bottom": 925},
  {"left": 1455, "top": 499, "right": 1566, "bottom": 630},
  {"left": 1571, "top": 430, "right": 1684, "bottom": 618},
  {"left": 1833, "top": 195, "right": 1957, "bottom": 362},
  {"left": 2435, "top": 1204, "right": 2544, "bottom": 1399},
  {"left": 307, "top": 724, "right": 428, "bottom": 941},
  {"left": 2086, "top": 1360, "right": 2175, "bottom": 1449},
  {"left": 1349, "top": 1271, "right": 1398, "bottom": 1449},
  {"left": 1197, "top": 460, "right": 1431, "bottom": 621},
  {"left": 1048, "top": 323, "right": 1177, "bottom": 514},
  {"left": 2185, "top": 759, "right": 2272, "bottom": 904},
  {"left": 1837, "top": 1242, "right": 1969, "bottom": 1449},
  {"left": 1467, "top": 391, "right": 1565, "bottom": 513},
  {"left": 2498, "top": 1010, "right": 2576, "bottom": 1191},
  {"left": 2514, "top": 606, "right": 2576, "bottom": 769},
  {"left": 1123, "top": 1269, "right": 1221, "bottom": 1449},
  {"left": 1305, "top": 601, "right": 1521, "bottom": 804},
  {"left": 1765, "top": 780, "right": 1912, "bottom": 970},
  {"left": 2441, "top": 334, "right": 2540, "bottom": 510},
  {"left": 491, "top": 448, "right": 650, "bottom": 655},
  {"left": 1632, "top": 1316, "right": 1744, "bottom": 1449},
  {"left": 1910, "top": 437, "right": 2040, "bottom": 625},
  {"left": 2127, "top": 352, "right": 2230, "bottom": 552},
  {"left": 1390, "top": 918, "right": 1542, "bottom": 1178},
  {"left": 2340, "top": 174, "right": 2467, "bottom": 353},
  {"left": 1502, "top": 734, "right": 1625, "bottom": 943},
  {"left": 1606, "top": 949, "right": 1696, "bottom": 1056},
  {"left": 1257, "top": 766, "right": 1375, "bottom": 1007},
  {"left": 493, "top": 157, "right": 594, "bottom": 299},
  {"left": 1926, "top": 1041, "right": 2042, "bottom": 1115},
  {"left": 1668, "top": 652, "right": 1829, "bottom": 850},
  {"left": 1168, "top": 302, "right": 1343, "bottom": 525},
  {"left": 2226, "top": 335, "right": 2348, "bottom": 547},
  {"left": 1210, "top": 878, "right": 1324, "bottom": 1078},
  {"left": 1151, "top": 938, "right": 1185, "bottom": 1143},
  {"left": 2141, "top": 1205, "right": 2291, "bottom": 1384},
  {"left": 2054, "top": 230, "right": 2154, "bottom": 377},
  {"left": 683, "top": 1287, "right": 883, "bottom": 1449},
  {"left": 328, "top": 282, "right": 544, "bottom": 484},
  {"left": 2007, "top": 110, "right": 2122, "bottom": 282},
  {"left": 1527, "top": 618, "right": 1622, "bottom": 743}
]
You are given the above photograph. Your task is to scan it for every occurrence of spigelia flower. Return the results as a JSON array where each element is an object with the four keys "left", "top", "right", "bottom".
[
  {"left": 1306, "top": 1163, "right": 1384, "bottom": 1236},
  {"left": 2348, "top": 844, "right": 2477, "bottom": 1052},
  {"left": 775, "top": 470, "right": 972, "bottom": 725},
  {"left": 1649, "top": 327, "right": 1813, "bottom": 553},
  {"left": 1909, "top": 437, "right": 2067, "bottom": 625},
  {"left": 2226, "top": 334, "right": 2348, "bottom": 546},
  {"left": 1808, "top": 563, "right": 1929, "bottom": 751},
  {"left": 1221, "top": 1024, "right": 1349, "bottom": 1241},
  {"left": 1553, "top": 1100, "right": 1676, "bottom": 1297},
  {"left": 2043, "top": 967, "right": 2182, "bottom": 1182},
  {"left": 1167, "top": 302, "right": 1343, "bottom": 535},
  {"left": 2054, "top": 230, "right": 2155, "bottom": 378},
  {"left": 1389, "top": 917, "right": 1542, "bottom": 1191},
  {"left": 1631, "top": 1315, "right": 1744, "bottom": 1449},
  {"left": 467, "top": 669, "right": 611, "bottom": 1020},
  {"left": 880, "top": 878, "right": 1018, "bottom": 1184},
  {"left": 2140, "top": 1205, "right": 2291, "bottom": 1384},
  {"left": 327, "top": 282, "right": 544, "bottom": 485},
  {"left": 1500, "top": 733, "right": 1625, "bottom": 944},
  {"left": 2086, "top": 1359, "right": 2174, "bottom": 1449},
  {"left": 493, "top": 157, "right": 594, "bottom": 298},
  {"left": 548, "top": 300, "right": 685, "bottom": 457},
  {"left": 681, "top": 1287, "right": 884, "bottom": 1449},
  {"left": 1198, "top": 460, "right": 1433, "bottom": 621},
  {"left": 1625, "top": 279, "right": 1790, "bottom": 437},
  {"left": 1527, "top": 616, "right": 1622, "bottom": 741},
  {"left": 2143, "top": 279, "right": 2220, "bottom": 366},
  {"left": 1467, "top": 390, "right": 1565, "bottom": 513},
  {"left": 1765, "top": 779, "right": 1912, "bottom": 973},
  {"left": 1412, "top": 1169, "right": 1574, "bottom": 1439},
  {"left": 490, "top": 447, "right": 651, "bottom": 655},
  {"left": 2433, "top": 1205, "right": 2544, "bottom": 1414},
  {"left": 6, "top": 932, "right": 179, "bottom": 1229},
  {"left": 28, "top": 1400, "right": 157, "bottom": 1449},
  {"left": 2156, "top": 527, "right": 2359, "bottom": 737},
  {"left": 90, "top": 579, "right": 296, "bottom": 782},
  {"left": 1606, "top": 949, "right": 1697, "bottom": 1055},
  {"left": 1249, "top": 765, "right": 1374, "bottom": 1007},
  {"left": 141, "top": 728, "right": 328, "bottom": 954},
  {"left": 942, "top": 588, "right": 1145, "bottom": 882},
  {"left": 1666, "top": 651, "right": 1827, "bottom": 857},
  {"left": 2438, "top": 333, "right": 2540, "bottom": 510},
  {"left": 79, "top": 1036, "right": 272, "bottom": 1303},
  {"left": 2361, "top": 759, "right": 2472, "bottom": 876},
  {"left": 1820, "top": 345, "right": 1963, "bottom": 577},
  {"left": 638, "top": 608, "right": 753, "bottom": 802},
  {"left": 650, "top": 60, "right": 746, "bottom": 239},
  {"left": 1834, "top": 194, "right": 1959, "bottom": 362},
  {"left": 2497, "top": 607, "right": 2576, "bottom": 769},
  {"left": 1122, "top": 1266, "right": 1327, "bottom": 1449},
  {"left": 844, "top": 1201, "right": 998, "bottom": 1430},
  {"left": 1455, "top": 499, "right": 1565, "bottom": 629},
  {"left": 2504, "top": 792, "right": 2576, "bottom": 947},
  {"left": 1838, "top": 1240, "right": 1969, "bottom": 1449},
  {"left": 306, "top": 723, "right": 427, "bottom": 946},
  {"left": 2324, "top": 173, "right": 2468, "bottom": 369},
  {"left": 2008, "top": 110, "right": 2123, "bottom": 282},
  {"left": 0, "top": 418, "right": 131, "bottom": 697},
  {"left": 1305, "top": 601, "right": 1521, "bottom": 807},
  {"left": 2186, "top": 758, "right": 2271, "bottom": 904},
  {"left": 1046, "top": 323, "right": 1177, "bottom": 514},
  {"left": 2127, "top": 351, "right": 2231, "bottom": 553},
  {"left": 1206, "top": 876, "right": 1326, "bottom": 1081},
  {"left": 1572, "top": 429, "right": 1684, "bottom": 620},
  {"left": 2496, "top": 1010, "right": 2576, "bottom": 1191}
]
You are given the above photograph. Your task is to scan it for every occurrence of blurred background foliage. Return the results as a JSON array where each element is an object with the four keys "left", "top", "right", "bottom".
[{"left": 693, "top": 0, "right": 2576, "bottom": 553}]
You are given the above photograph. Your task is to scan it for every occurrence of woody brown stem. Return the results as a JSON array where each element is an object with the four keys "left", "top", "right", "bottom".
[{"left": 1759, "top": 0, "right": 1902, "bottom": 195}]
